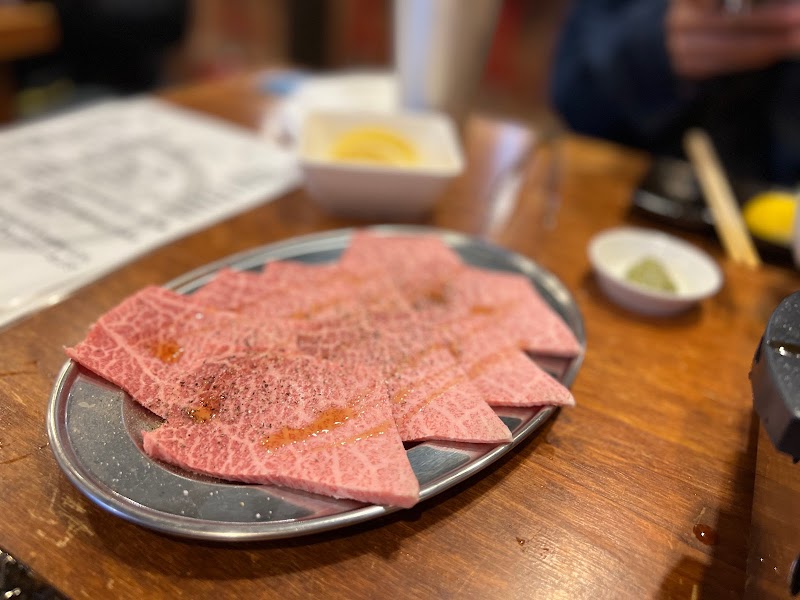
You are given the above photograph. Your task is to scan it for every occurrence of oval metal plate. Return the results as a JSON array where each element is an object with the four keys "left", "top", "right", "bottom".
[{"left": 47, "top": 225, "right": 585, "bottom": 541}]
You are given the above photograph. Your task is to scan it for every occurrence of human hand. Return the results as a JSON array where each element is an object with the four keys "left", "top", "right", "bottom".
[{"left": 666, "top": 0, "right": 800, "bottom": 79}]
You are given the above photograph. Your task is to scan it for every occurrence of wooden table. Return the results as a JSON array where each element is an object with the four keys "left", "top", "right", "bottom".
[
  {"left": 1, "top": 73, "right": 798, "bottom": 599},
  {"left": 0, "top": 2, "right": 60, "bottom": 122}
]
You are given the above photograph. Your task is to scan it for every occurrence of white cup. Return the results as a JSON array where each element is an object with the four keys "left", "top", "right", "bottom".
[{"left": 393, "top": 0, "right": 501, "bottom": 127}]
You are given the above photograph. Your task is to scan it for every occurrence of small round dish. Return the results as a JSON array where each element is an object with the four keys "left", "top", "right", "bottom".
[{"left": 588, "top": 227, "right": 723, "bottom": 316}]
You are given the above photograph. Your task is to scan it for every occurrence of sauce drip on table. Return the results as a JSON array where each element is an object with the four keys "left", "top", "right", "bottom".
[{"left": 693, "top": 523, "right": 719, "bottom": 546}]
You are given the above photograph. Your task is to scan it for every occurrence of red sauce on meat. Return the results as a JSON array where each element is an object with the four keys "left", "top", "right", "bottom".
[
  {"left": 261, "top": 406, "right": 355, "bottom": 452},
  {"left": 153, "top": 339, "right": 184, "bottom": 363},
  {"left": 470, "top": 305, "right": 496, "bottom": 315}
]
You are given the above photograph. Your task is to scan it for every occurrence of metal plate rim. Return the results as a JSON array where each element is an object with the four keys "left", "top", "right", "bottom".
[{"left": 47, "top": 225, "right": 585, "bottom": 541}]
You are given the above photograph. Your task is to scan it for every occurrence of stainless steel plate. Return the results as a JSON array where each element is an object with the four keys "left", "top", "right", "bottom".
[{"left": 47, "top": 225, "right": 585, "bottom": 541}]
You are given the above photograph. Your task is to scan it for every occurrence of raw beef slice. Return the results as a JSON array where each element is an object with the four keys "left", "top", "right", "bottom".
[
  {"left": 142, "top": 352, "right": 420, "bottom": 507},
  {"left": 296, "top": 310, "right": 512, "bottom": 443},
  {"left": 339, "top": 231, "right": 464, "bottom": 307},
  {"left": 451, "top": 325, "right": 575, "bottom": 407},
  {"left": 194, "top": 262, "right": 410, "bottom": 321},
  {"left": 188, "top": 267, "right": 269, "bottom": 311},
  {"left": 66, "top": 286, "right": 296, "bottom": 418},
  {"left": 418, "top": 266, "right": 582, "bottom": 358}
]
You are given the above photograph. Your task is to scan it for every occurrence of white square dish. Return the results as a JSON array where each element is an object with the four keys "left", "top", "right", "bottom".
[{"left": 299, "top": 110, "right": 464, "bottom": 219}]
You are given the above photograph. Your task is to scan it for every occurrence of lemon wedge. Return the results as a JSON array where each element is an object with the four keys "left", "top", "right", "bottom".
[
  {"left": 329, "top": 127, "right": 418, "bottom": 166},
  {"left": 742, "top": 190, "right": 797, "bottom": 246}
]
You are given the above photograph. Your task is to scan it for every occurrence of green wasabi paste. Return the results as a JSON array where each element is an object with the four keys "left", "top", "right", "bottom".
[{"left": 625, "top": 257, "right": 677, "bottom": 293}]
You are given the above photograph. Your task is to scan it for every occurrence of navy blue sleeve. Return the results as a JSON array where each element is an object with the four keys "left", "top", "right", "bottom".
[{"left": 550, "top": 0, "right": 696, "bottom": 150}]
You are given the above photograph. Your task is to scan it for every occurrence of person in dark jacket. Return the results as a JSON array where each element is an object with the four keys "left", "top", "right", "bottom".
[
  {"left": 52, "top": 0, "right": 190, "bottom": 92},
  {"left": 551, "top": 0, "right": 800, "bottom": 185},
  {"left": 15, "top": 0, "right": 189, "bottom": 118}
]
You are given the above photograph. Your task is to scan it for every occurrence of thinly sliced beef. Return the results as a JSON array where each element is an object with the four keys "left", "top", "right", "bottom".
[
  {"left": 441, "top": 310, "right": 576, "bottom": 408},
  {"left": 261, "top": 264, "right": 411, "bottom": 319},
  {"left": 456, "top": 334, "right": 575, "bottom": 408},
  {"left": 418, "top": 267, "right": 582, "bottom": 358},
  {"left": 297, "top": 311, "right": 512, "bottom": 443},
  {"left": 66, "top": 286, "right": 295, "bottom": 418},
  {"left": 260, "top": 260, "right": 336, "bottom": 286},
  {"left": 189, "top": 268, "right": 267, "bottom": 311},
  {"left": 339, "top": 232, "right": 579, "bottom": 356},
  {"left": 194, "top": 262, "right": 410, "bottom": 321},
  {"left": 142, "top": 352, "right": 419, "bottom": 507},
  {"left": 65, "top": 231, "right": 580, "bottom": 508},
  {"left": 339, "top": 231, "right": 464, "bottom": 307},
  {"left": 470, "top": 349, "right": 575, "bottom": 407},
  {"left": 190, "top": 264, "right": 341, "bottom": 313}
]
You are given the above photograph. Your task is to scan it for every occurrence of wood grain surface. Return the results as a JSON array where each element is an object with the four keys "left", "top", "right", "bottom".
[
  {"left": 745, "top": 424, "right": 800, "bottom": 599},
  {"left": 1, "top": 72, "right": 797, "bottom": 599}
]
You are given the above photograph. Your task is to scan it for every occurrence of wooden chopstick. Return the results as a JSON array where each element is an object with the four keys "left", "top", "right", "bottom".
[{"left": 683, "top": 128, "right": 762, "bottom": 268}]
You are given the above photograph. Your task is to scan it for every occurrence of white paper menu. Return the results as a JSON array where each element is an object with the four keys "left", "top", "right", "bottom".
[{"left": 0, "top": 98, "right": 301, "bottom": 329}]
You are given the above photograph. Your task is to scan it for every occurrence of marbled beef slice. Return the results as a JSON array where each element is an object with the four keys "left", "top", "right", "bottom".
[
  {"left": 142, "top": 352, "right": 420, "bottom": 508},
  {"left": 297, "top": 310, "right": 513, "bottom": 443},
  {"left": 194, "top": 261, "right": 410, "bottom": 321},
  {"left": 339, "top": 231, "right": 464, "bottom": 307},
  {"left": 65, "top": 286, "right": 296, "bottom": 418},
  {"left": 418, "top": 266, "right": 582, "bottom": 358},
  {"left": 444, "top": 316, "right": 575, "bottom": 408}
]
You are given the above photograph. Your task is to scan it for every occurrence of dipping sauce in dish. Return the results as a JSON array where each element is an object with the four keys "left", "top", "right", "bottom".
[
  {"left": 588, "top": 226, "right": 722, "bottom": 317},
  {"left": 328, "top": 127, "right": 419, "bottom": 166},
  {"left": 300, "top": 110, "right": 464, "bottom": 219},
  {"left": 625, "top": 257, "right": 677, "bottom": 293}
]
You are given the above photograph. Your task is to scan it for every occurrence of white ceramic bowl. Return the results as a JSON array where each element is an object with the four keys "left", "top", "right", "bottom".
[
  {"left": 299, "top": 109, "right": 464, "bottom": 219},
  {"left": 587, "top": 227, "right": 723, "bottom": 316}
]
